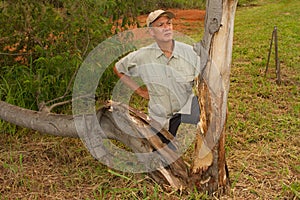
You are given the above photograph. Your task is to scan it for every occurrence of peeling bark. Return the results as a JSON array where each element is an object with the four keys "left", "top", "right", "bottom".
[{"left": 191, "top": 0, "right": 238, "bottom": 193}]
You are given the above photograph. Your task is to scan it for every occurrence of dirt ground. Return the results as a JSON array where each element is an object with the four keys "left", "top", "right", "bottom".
[{"left": 137, "top": 9, "right": 206, "bottom": 35}]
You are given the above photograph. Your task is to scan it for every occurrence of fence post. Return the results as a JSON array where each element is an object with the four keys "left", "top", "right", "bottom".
[
  {"left": 265, "top": 28, "right": 275, "bottom": 76},
  {"left": 265, "top": 26, "right": 281, "bottom": 85},
  {"left": 274, "top": 26, "right": 281, "bottom": 85}
]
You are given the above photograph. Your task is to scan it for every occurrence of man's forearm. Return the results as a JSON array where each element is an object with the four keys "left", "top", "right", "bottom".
[{"left": 113, "top": 66, "right": 149, "bottom": 99}]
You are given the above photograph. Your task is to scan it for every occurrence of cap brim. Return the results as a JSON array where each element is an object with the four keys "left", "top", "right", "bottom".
[{"left": 148, "top": 11, "right": 175, "bottom": 27}]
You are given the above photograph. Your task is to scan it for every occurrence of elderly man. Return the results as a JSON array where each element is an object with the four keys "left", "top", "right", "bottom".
[{"left": 113, "top": 10, "right": 201, "bottom": 140}]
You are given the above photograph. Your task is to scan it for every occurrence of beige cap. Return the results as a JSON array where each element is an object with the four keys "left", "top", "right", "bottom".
[{"left": 146, "top": 10, "right": 175, "bottom": 27}]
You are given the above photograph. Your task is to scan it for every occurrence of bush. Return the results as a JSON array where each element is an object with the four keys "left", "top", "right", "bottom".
[
  {"left": 0, "top": 0, "right": 119, "bottom": 109},
  {"left": 0, "top": 0, "right": 206, "bottom": 113},
  {"left": 139, "top": 0, "right": 205, "bottom": 12}
]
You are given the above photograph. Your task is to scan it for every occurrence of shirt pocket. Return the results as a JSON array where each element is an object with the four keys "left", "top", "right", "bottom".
[{"left": 175, "top": 74, "right": 194, "bottom": 93}]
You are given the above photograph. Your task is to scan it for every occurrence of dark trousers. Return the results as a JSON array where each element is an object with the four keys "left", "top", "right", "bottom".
[
  {"left": 155, "top": 96, "right": 200, "bottom": 145},
  {"left": 168, "top": 96, "right": 200, "bottom": 136}
]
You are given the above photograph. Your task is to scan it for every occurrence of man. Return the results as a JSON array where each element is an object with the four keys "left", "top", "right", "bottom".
[{"left": 113, "top": 10, "right": 201, "bottom": 140}]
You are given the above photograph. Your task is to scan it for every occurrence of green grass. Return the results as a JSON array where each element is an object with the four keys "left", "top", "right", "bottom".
[
  {"left": 0, "top": 0, "right": 299, "bottom": 199},
  {"left": 226, "top": 0, "right": 300, "bottom": 198}
]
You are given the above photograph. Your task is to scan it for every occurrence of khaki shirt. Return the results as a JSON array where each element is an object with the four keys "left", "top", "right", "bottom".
[{"left": 116, "top": 40, "right": 201, "bottom": 127}]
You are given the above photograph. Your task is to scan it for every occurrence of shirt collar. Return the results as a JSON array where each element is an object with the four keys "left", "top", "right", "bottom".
[{"left": 152, "top": 40, "right": 179, "bottom": 59}]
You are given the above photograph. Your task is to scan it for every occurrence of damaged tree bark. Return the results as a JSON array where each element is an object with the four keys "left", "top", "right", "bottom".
[
  {"left": 191, "top": 0, "right": 238, "bottom": 193},
  {"left": 0, "top": 0, "right": 238, "bottom": 194}
]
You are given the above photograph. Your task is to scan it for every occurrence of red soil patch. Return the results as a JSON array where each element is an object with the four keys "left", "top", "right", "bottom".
[{"left": 137, "top": 9, "right": 206, "bottom": 35}]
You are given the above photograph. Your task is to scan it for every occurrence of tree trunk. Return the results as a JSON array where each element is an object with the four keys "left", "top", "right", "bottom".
[
  {"left": 0, "top": 0, "right": 237, "bottom": 194},
  {"left": 191, "top": 0, "right": 238, "bottom": 193}
]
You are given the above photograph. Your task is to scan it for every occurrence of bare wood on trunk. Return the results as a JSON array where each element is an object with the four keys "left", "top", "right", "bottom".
[{"left": 191, "top": 0, "right": 237, "bottom": 193}]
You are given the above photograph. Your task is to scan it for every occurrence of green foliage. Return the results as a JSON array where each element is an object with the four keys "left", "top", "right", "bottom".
[
  {"left": 0, "top": 0, "right": 130, "bottom": 108},
  {"left": 0, "top": 0, "right": 106, "bottom": 110},
  {"left": 139, "top": 0, "right": 205, "bottom": 12},
  {"left": 0, "top": 53, "right": 81, "bottom": 108},
  {"left": 1, "top": 0, "right": 111, "bottom": 65},
  {"left": 0, "top": 0, "right": 206, "bottom": 110}
]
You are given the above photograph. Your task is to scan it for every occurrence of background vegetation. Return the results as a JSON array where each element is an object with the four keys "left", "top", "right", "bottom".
[{"left": 0, "top": 0, "right": 299, "bottom": 199}]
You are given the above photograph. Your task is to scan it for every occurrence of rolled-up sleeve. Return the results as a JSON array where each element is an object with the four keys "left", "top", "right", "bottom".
[{"left": 115, "top": 51, "right": 139, "bottom": 77}]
